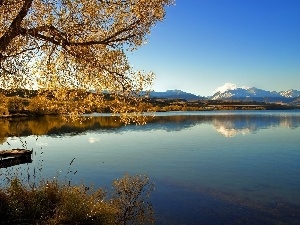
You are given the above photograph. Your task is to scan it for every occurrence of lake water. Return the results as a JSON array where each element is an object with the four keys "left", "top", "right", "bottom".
[{"left": 1, "top": 110, "right": 300, "bottom": 224}]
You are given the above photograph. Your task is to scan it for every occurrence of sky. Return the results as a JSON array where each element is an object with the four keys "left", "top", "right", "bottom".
[{"left": 127, "top": 0, "right": 300, "bottom": 96}]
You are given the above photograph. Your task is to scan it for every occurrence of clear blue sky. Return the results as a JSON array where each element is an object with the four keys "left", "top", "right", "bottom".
[{"left": 127, "top": 0, "right": 300, "bottom": 96}]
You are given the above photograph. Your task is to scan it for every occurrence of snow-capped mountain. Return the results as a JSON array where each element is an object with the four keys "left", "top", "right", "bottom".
[
  {"left": 211, "top": 83, "right": 300, "bottom": 102},
  {"left": 211, "top": 87, "right": 282, "bottom": 100},
  {"left": 279, "top": 89, "right": 300, "bottom": 98}
]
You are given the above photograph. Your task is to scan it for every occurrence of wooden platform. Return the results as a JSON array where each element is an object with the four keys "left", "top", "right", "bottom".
[
  {"left": 0, "top": 149, "right": 32, "bottom": 158},
  {"left": 0, "top": 149, "right": 33, "bottom": 168}
]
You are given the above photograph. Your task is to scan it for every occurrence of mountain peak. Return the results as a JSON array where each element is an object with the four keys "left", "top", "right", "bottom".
[
  {"left": 214, "top": 83, "right": 237, "bottom": 94},
  {"left": 280, "top": 89, "right": 300, "bottom": 98},
  {"left": 211, "top": 83, "right": 300, "bottom": 102},
  {"left": 214, "top": 83, "right": 251, "bottom": 94}
]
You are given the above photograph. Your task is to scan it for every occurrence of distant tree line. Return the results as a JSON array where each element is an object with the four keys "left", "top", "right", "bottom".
[{"left": 1, "top": 89, "right": 297, "bottom": 119}]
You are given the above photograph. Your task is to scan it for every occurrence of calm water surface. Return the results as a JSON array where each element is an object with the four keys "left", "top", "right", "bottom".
[{"left": 1, "top": 110, "right": 300, "bottom": 224}]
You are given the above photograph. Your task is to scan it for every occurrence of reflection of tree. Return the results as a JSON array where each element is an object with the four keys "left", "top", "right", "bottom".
[
  {"left": 0, "top": 116, "right": 123, "bottom": 138},
  {"left": 0, "top": 120, "right": 9, "bottom": 144},
  {"left": 0, "top": 137, "right": 7, "bottom": 145},
  {"left": 0, "top": 113, "right": 300, "bottom": 139}
]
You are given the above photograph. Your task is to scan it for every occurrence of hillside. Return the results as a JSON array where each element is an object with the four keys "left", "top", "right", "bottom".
[{"left": 149, "top": 90, "right": 203, "bottom": 100}]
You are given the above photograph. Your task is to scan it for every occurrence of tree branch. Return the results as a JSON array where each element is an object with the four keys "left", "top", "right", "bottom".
[
  {"left": 21, "top": 26, "right": 62, "bottom": 46},
  {"left": 23, "top": 20, "right": 139, "bottom": 50},
  {"left": 0, "top": 0, "right": 33, "bottom": 53},
  {"left": 100, "top": 20, "right": 140, "bottom": 44},
  {"left": 0, "top": 0, "right": 5, "bottom": 7},
  {"left": 0, "top": 64, "right": 14, "bottom": 75},
  {"left": 4, "top": 46, "right": 40, "bottom": 59}
]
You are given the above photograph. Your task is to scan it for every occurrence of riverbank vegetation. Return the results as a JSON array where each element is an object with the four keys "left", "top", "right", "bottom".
[
  {"left": 149, "top": 98, "right": 299, "bottom": 111},
  {"left": 0, "top": 172, "right": 154, "bottom": 224},
  {"left": 0, "top": 89, "right": 298, "bottom": 120}
]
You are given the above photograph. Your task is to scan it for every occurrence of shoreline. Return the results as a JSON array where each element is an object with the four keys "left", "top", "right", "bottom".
[{"left": 1, "top": 107, "right": 299, "bottom": 119}]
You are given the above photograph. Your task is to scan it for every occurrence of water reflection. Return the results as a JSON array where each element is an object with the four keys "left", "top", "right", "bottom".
[
  {"left": 1, "top": 111, "right": 299, "bottom": 224},
  {"left": 1, "top": 111, "right": 300, "bottom": 142},
  {"left": 0, "top": 115, "right": 123, "bottom": 144},
  {"left": 0, "top": 156, "right": 32, "bottom": 168},
  {"left": 211, "top": 114, "right": 300, "bottom": 137}
]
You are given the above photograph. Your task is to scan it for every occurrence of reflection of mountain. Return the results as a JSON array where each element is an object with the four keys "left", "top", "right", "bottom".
[
  {"left": 214, "top": 123, "right": 252, "bottom": 137},
  {"left": 211, "top": 114, "right": 300, "bottom": 137},
  {"left": 212, "top": 119, "right": 259, "bottom": 137},
  {"left": 1, "top": 112, "right": 300, "bottom": 142}
]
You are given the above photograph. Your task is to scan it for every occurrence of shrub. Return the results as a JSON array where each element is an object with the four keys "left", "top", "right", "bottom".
[
  {"left": 112, "top": 174, "right": 155, "bottom": 225},
  {"left": 0, "top": 174, "right": 154, "bottom": 224}
]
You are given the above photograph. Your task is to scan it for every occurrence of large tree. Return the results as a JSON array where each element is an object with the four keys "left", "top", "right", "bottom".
[{"left": 0, "top": 0, "right": 173, "bottom": 122}]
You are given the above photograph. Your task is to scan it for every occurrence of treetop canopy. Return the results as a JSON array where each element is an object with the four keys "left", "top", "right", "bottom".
[{"left": 0, "top": 0, "right": 174, "bottom": 122}]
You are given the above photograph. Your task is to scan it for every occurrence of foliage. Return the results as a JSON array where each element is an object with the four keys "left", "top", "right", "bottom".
[
  {"left": 0, "top": 0, "right": 174, "bottom": 122},
  {"left": 112, "top": 174, "right": 155, "bottom": 225},
  {"left": 0, "top": 95, "right": 9, "bottom": 116},
  {"left": 7, "top": 96, "right": 27, "bottom": 114},
  {"left": 0, "top": 173, "right": 154, "bottom": 224}
]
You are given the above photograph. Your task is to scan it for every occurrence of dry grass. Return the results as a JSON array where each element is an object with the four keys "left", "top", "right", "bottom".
[{"left": 0, "top": 173, "right": 154, "bottom": 225}]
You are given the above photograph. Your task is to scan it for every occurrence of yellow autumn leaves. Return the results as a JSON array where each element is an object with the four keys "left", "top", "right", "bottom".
[{"left": 0, "top": 0, "right": 174, "bottom": 123}]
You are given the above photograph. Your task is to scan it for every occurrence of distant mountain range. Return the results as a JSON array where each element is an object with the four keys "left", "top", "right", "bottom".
[
  {"left": 149, "top": 90, "right": 203, "bottom": 100},
  {"left": 150, "top": 85, "right": 300, "bottom": 104},
  {"left": 210, "top": 86, "right": 300, "bottom": 103},
  {"left": 1, "top": 85, "right": 299, "bottom": 105}
]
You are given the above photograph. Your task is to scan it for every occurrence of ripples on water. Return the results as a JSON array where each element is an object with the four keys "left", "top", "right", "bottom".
[{"left": 1, "top": 110, "right": 300, "bottom": 224}]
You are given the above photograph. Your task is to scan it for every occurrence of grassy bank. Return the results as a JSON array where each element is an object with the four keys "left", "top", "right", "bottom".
[{"left": 0, "top": 173, "right": 154, "bottom": 224}]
